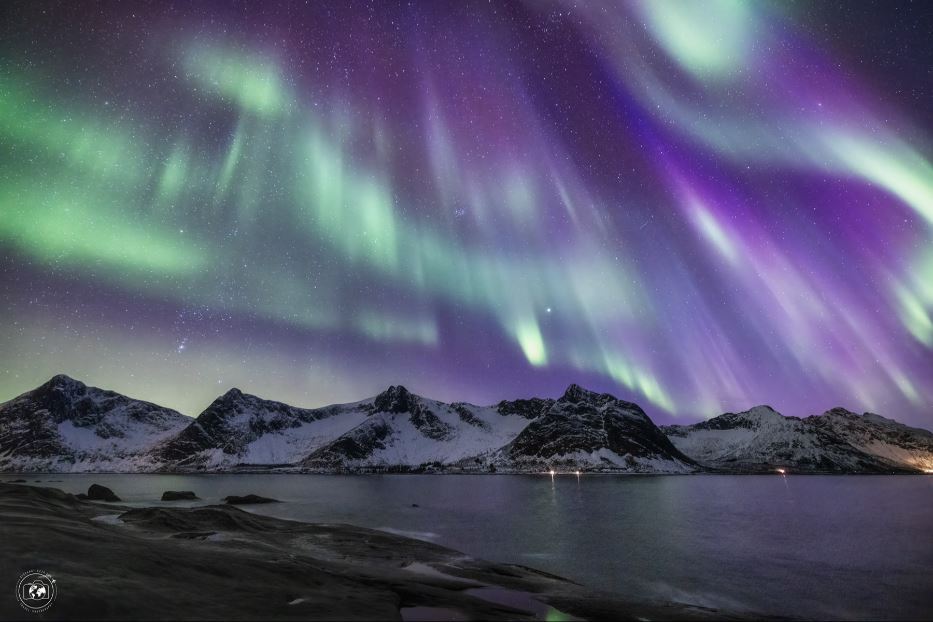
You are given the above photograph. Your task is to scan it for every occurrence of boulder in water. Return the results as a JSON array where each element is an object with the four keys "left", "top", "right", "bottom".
[
  {"left": 223, "top": 494, "right": 279, "bottom": 505},
  {"left": 86, "top": 484, "right": 121, "bottom": 502},
  {"left": 161, "top": 490, "right": 199, "bottom": 501}
]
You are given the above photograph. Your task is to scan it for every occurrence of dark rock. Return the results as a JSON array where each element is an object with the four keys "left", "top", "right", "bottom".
[
  {"left": 119, "top": 505, "right": 277, "bottom": 532},
  {"left": 87, "top": 484, "right": 121, "bottom": 502},
  {"left": 8, "top": 479, "right": 26, "bottom": 483},
  {"left": 161, "top": 490, "right": 199, "bottom": 501},
  {"left": 223, "top": 494, "right": 279, "bottom": 505},
  {"left": 408, "top": 406, "right": 453, "bottom": 441},
  {"left": 560, "top": 383, "right": 591, "bottom": 403},
  {"left": 452, "top": 404, "right": 491, "bottom": 431},
  {"left": 302, "top": 418, "right": 393, "bottom": 467},
  {"left": 374, "top": 385, "right": 415, "bottom": 413},
  {"left": 411, "top": 503, "right": 419, "bottom": 508},
  {"left": 76, "top": 493, "right": 89, "bottom": 499},
  {"left": 0, "top": 481, "right": 91, "bottom": 507},
  {"left": 496, "top": 397, "right": 554, "bottom": 419},
  {"left": 170, "top": 531, "right": 216, "bottom": 540}
]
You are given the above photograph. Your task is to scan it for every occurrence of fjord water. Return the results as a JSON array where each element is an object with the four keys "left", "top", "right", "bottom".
[{"left": 17, "top": 474, "right": 932, "bottom": 620}]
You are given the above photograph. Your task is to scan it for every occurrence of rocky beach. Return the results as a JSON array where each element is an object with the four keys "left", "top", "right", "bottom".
[{"left": 0, "top": 482, "right": 755, "bottom": 621}]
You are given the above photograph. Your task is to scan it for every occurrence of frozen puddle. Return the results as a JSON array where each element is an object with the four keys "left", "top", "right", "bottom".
[
  {"left": 403, "top": 562, "right": 478, "bottom": 583},
  {"left": 376, "top": 527, "right": 440, "bottom": 541},
  {"left": 90, "top": 513, "right": 124, "bottom": 526}
]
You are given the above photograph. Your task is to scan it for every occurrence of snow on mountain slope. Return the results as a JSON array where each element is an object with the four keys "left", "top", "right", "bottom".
[
  {"left": 5, "top": 375, "right": 932, "bottom": 474},
  {"left": 662, "top": 406, "right": 925, "bottom": 473},
  {"left": 154, "top": 388, "right": 372, "bottom": 470},
  {"left": 806, "top": 408, "right": 933, "bottom": 472},
  {"left": 0, "top": 375, "right": 191, "bottom": 472},
  {"left": 301, "top": 386, "right": 532, "bottom": 470}
]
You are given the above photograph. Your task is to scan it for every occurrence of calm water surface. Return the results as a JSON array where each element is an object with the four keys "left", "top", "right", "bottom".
[{"left": 13, "top": 474, "right": 933, "bottom": 620}]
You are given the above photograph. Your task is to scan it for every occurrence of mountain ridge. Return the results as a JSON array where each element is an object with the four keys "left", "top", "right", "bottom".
[
  {"left": 2, "top": 374, "right": 931, "bottom": 474},
  {"left": 662, "top": 405, "right": 933, "bottom": 473}
]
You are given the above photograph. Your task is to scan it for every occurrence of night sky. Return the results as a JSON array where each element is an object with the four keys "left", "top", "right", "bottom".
[{"left": 1, "top": 1, "right": 931, "bottom": 426}]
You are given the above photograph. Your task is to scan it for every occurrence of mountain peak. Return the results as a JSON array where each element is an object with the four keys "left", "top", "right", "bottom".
[
  {"left": 197, "top": 388, "right": 251, "bottom": 420},
  {"left": 220, "top": 387, "right": 245, "bottom": 400},
  {"left": 822, "top": 406, "right": 858, "bottom": 418},
  {"left": 745, "top": 405, "right": 781, "bottom": 417},
  {"left": 560, "top": 383, "right": 599, "bottom": 403},
  {"left": 374, "top": 385, "right": 416, "bottom": 413},
  {"left": 45, "top": 374, "right": 85, "bottom": 390},
  {"left": 34, "top": 374, "right": 89, "bottom": 402}
]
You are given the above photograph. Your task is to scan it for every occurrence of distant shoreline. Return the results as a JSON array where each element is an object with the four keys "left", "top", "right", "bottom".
[{"left": 3, "top": 469, "right": 925, "bottom": 476}]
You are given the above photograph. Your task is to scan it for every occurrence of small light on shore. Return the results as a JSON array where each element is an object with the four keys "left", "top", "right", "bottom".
[
  {"left": 776, "top": 468, "right": 786, "bottom": 475},
  {"left": 575, "top": 470, "right": 581, "bottom": 476},
  {"left": 549, "top": 469, "right": 556, "bottom": 477}
]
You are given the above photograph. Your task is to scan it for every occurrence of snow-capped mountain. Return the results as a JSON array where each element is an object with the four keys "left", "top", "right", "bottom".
[
  {"left": 485, "top": 384, "right": 695, "bottom": 473},
  {"left": 0, "top": 375, "right": 190, "bottom": 472},
  {"left": 155, "top": 388, "right": 372, "bottom": 469},
  {"left": 662, "top": 406, "right": 933, "bottom": 473},
  {"left": 301, "top": 385, "right": 536, "bottom": 471},
  {"left": 3, "top": 375, "right": 932, "bottom": 474},
  {"left": 301, "top": 385, "right": 695, "bottom": 473},
  {"left": 806, "top": 408, "right": 933, "bottom": 472}
]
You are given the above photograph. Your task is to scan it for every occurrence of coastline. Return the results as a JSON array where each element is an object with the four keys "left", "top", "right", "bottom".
[
  {"left": 2, "top": 467, "right": 924, "bottom": 476},
  {"left": 0, "top": 482, "right": 765, "bottom": 621}
]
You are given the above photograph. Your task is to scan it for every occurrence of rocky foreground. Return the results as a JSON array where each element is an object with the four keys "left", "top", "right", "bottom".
[{"left": 0, "top": 482, "right": 757, "bottom": 621}]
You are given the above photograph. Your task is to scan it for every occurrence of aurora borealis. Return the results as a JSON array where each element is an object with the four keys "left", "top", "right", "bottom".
[{"left": 0, "top": 1, "right": 930, "bottom": 426}]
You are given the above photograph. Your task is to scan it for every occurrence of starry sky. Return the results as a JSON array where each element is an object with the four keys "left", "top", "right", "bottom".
[{"left": 0, "top": 1, "right": 931, "bottom": 425}]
